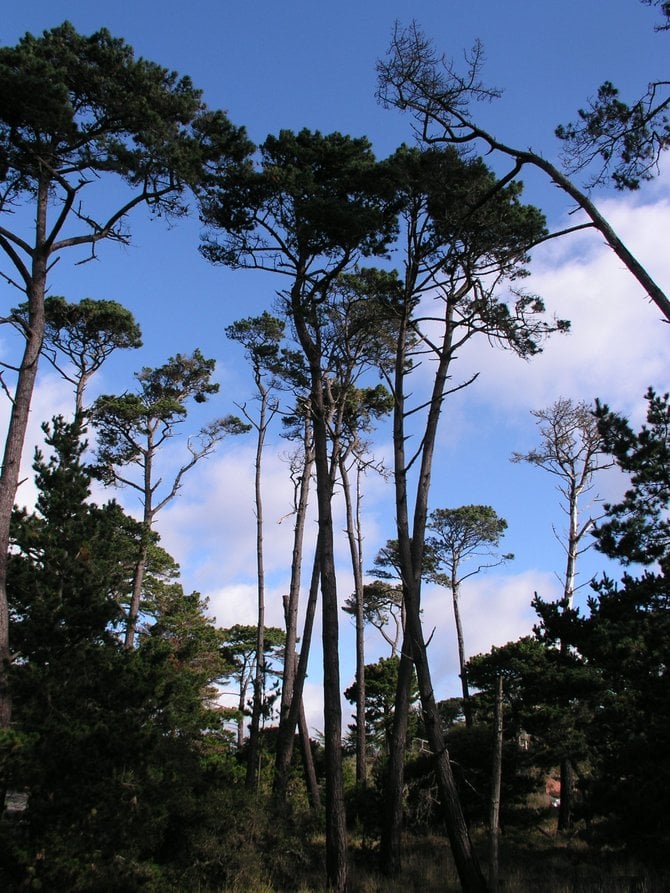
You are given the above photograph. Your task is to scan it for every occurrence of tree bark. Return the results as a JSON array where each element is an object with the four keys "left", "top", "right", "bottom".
[
  {"left": 124, "top": 432, "right": 155, "bottom": 650},
  {"left": 452, "top": 584, "right": 472, "bottom": 727},
  {"left": 247, "top": 385, "right": 269, "bottom": 790},
  {"left": 0, "top": 180, "right": 49, "bottom": 731},
  {"left": 558, "top": 757, "right": 574, "bottom": 832},
  {"left": 278, "top": 415, "right": 313, "bottom": 736},
  {"left": 298, "top": 696, "right": 322, "bottom": 811},
  {"left": 274, "top": 539, "right": 321, "bottom": 801},
  {"left": 291, "top": 278, "right": 347, "bottom": 891},
  {"left": 124, "top": 537, "right": 149, "bottom": 649},
  {"left": 380, "top": 635, "right": 414, "bottom": 875},
  {"left": 313, "top": 395, "right": 347, "bottom": 892},
  {"left": 489, "top": 675, "right": 503, "bottom": 892},
  {"left": 340, "top": 455, "right": 367, "bottom": 786},
  {"left": 385, "top": 284, "right": 488, "bottom": 890}
]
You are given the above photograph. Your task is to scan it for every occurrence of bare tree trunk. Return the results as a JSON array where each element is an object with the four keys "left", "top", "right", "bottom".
[
  {"left": 380, "top": 635, "right": 414, "bottom": 876},
  {"left": 385, "top": 290, "right": 488, "bottom": 891},
  {"left": 489, "top": 675, "right": 503, "bottom": 892},
  {"left": 124, "top": 440, "right": 155, "bottom": 650},
  {"left": 407, "top": 592, "right": 488, "bottom": 893},
  {"left": 0, "top": 328, "right": 42, "bottom": 728},
  {"left": 247, "top": 389, "right": 269, "bottom": 790},
  {"left": 557, "top": 482, "right": 578, "bottom": 829},
  {"left": 0, "top": 184, "right": 49, "bottom": 732},
  {"left": 340, "top": 455, "right": 367, "bottom": 786},
  {"left": 290, "top": 281, "right": 347, "bottom": 891},
  {"left": 124, "top": 538, "right": 149, "bottom": 649},
  {"left": 278, "top": 574, "right": 321, "bottom": 812},
  {"left": 313, "top": 407, "right": 347, "bottom": 892},
  {"left": 274, "top": 538, "right": 320, "bottom": 800},
  {"left": 452, "top": 584, "right": 472, "bottom": 727},
  {"left": 278, "top": 417, "right": 313, "bottom": 733},
  {"left": 298, "top": 697, "right": 321, "bottom": 811}
]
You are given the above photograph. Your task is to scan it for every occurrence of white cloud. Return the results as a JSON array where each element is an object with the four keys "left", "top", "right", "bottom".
[
  {"left": 454, "top": 181, "right": 670, "bottom": 420},
  {"left": 1, "top": 370, "right": 73, "bottom": 514},
  {"left": 419, "top": 569, "right": 559, "bottom": 696},
  {"left": 2, "top": 175, "right": 668, "bottom": 730}
]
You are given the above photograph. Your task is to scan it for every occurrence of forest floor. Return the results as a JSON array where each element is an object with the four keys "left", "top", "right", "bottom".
[{"left": 245, "top": 818, "right": 668, "bottom": 892}]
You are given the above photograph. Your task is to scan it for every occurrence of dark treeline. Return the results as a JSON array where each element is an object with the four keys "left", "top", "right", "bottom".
[{"left": 0, "top": 7, "right": 669, "bottom": 891}]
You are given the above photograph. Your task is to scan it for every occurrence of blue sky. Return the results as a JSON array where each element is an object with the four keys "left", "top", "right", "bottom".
[{"left": 1, "top": 2, "right": 668, "bottom": 731}]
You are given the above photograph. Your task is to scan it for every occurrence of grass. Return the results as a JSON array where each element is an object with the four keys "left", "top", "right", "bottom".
[{"left": 248, "top": 823, "right": 668, "bottom": 892}]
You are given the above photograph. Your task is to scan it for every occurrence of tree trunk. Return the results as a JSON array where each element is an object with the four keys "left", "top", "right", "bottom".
[
  {"left": 557, "top": 483, "right": 577, "bottom": 829},
  {"left": 298, "top": 697, "right": 321, "bottom": 811},
  {"left": 0, "top": 182, "right": 51, "bottom": 733},
  {"left": 247, "top": 389, "right": 269, "bottom": 790},
  {"left": 124, "top": 441, "right": 155, "bottom": 649},
  {"left": 289, "top": 276, "right": 347, "bottom": 891},
  {"left": 558, "top": 757, "right": 574, "bottom": 832},
  {"left": 340, "top": 455, "right": 367, "bottom": 786},
  {"left": 489, "top": 675, "right": 503, "bottom": 892},
  {"left": 124, "top": 536, "right": 149, "bottom": 649},
  {"left": 314, "top": 405, "right": 347, "bottom": 892},
  {"left": 278, "top": 416, "right": 313, "bottom": 734},
  {"left": 386, "top": 285, "right": 488, "bottom": 890},
  {"left": 407, "top": 591, "right": 489, "bottom": 893},
  {"left": 274, "top": 536, "right": 320, "bottom": 800},
  {"left": 452, "top": 585, "right": 472, "bottom": 727},
  {"left": 380, "top": 635, "right": 414, "bottom": 876}
]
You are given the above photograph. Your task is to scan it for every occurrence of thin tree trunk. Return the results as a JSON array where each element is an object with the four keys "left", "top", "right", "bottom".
[
  {"left": 298, "top": 695, "right": 321, "bottom": 811},
  {"left": 340, "top": 455, "right": 367, "bottom": 786},
  {"left": 124, "top": 438, "right": 155, "bottom": 650},
  {"left": 124, "top": 537, "right": 149, "bottom": 649},
  {"left": 274, "top": 536, "right": 321, "bottom": 800},
  {"left": 381, "top": 289, "right": 414, "bottom": 876},
  {"left": 247, "top": 388, "right": 269, "bottom": 790},
  {"left": 558, "top": 757, "right": 573, "bottom": 832},
  {"left": 275, "top": 421, "right": 314, "bottom": 793},
  {"left": 289, "top": 275, "right": 347, "bottom": 891},
  {"left": 279, "top": 419, "right": 313, "bottom": 720},
  {"left": 313, "top": 403, "right": 347, "bottom": 892},
  {"left": 381, "top": 634, "right": 414, "bottom": 876},
  {"left": 489, "top": 675, "right": 503, "bottom": 892},
  {"left": 452, "top": 584, "right": 472, "bottom": 727},
  {"left": 407, "top": 591, "right": 488, "bottom": 892},
  {"left": 386, "top": 286, "right": 488, "bottom": 890},
  {"left": 278, "top": 575, "right": 321, "bottom": 811},
  {"left": 557, "top": 482, "right": 578, "bottom": 829}
]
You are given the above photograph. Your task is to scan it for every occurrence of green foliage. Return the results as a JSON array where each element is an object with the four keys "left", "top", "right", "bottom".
[
  {"left": 345, "top": 656, "right": 419, "bottom": 756},
  {"left": 226, "top": 311, "right": 286, "bottom": 376},
  {"left": 8, "top": 417, "right": 129, "bottom": 654},
  {"left": 92, "top": 348, "right": 248, "bottom": 488},
  {"left": 1, "top": 416, "right": 243, "bottom": 890},
  {"left": 593, "top": 387, "right": 670, "bottom": 567},
  {"left": 0, "top": 21, "right": 250, "bottom": 210},
  {"left": 12, "top": 297, "right": 143, "bottom": 404},
  {"left": 555, "top": 3, "right": 669, "bottom": 190},
  {"left": 465, "top": 389, "right": 670, "bottom": 860},
  {"left": 199, "top": 127, "right": 399, "bottom": 276},
  {"left": 426, "top": 505, "right": 512, "bottom": 588},
  {"left": 218, "top": 624, "right": 286, "bottom": 743},
  {"left": 388, "top": 144, "right": 547, "bottom": 278},
  {"left": 343, "top": 579, "right": 404, "bottom": 656},
  {"left": 384, "top": 143, "right": 566, "bottom": 359}
]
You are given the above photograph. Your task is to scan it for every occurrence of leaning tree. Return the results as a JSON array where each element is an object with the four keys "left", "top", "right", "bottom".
[
  {"left": 377, "top": 19, "right": 670, "bottom": 321},
  {"left": 377, "top": 143, "right": 566, "bottom": 890}
]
